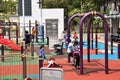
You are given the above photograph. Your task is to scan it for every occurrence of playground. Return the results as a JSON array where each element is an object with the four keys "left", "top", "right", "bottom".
[{"left": 0, "top": 11, "right": 120, "bottom": 80}]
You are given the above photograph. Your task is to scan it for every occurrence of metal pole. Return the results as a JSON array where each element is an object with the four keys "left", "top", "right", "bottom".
[
  {"left": 118, "top": 42, "right": 120, "bottom": 59},
  {"left": 22, "top": 54, "right": 27, "bottom": 79},
  {"left": 87, "top": 19, "right": 90, "bottom": 62},
  {"left": 35, "top": 20, "right": 38, "bottom": 42},
  {"left": 40, "top": 0, "right": 42, "bottom": 26},
  {"left": 95, "top": 24, "right": 98, "bottom": 55},
  {"left": 29, "top": 20, "right": 32, "bottom": 42},
  {"left": 91, "top": 23, "right": 93, "bottom": 49},
  {"left": 1, "top": 45, "right": 4, "bottom": 62},
  {"left": 110, "top": 19, "right": 113, "bottom": 54},
  {"left": 31, "top": 41, "right": 34, "bottom": 59},
  {"left": 8, "top": 20, "right": 11, "bottom": 40},
  {"left": 16, "top": 25, "right": 18, "bottom": 44},
  {"left": 39, "top": 56, "right": 43, "bottom": 80},
  {"left": 29, "top": 20, "right": 31, "bottom": 34},
  {"left": 21, "top": 42, "right": 24, "bottom": 61},
  {"left": 22, "top": 0, "right": 25, "bottom": 38}
]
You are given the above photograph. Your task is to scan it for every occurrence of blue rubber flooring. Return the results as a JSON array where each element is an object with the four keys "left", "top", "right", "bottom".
[{"left": 83, "top": 53, "right": 119, "bottom": 60}]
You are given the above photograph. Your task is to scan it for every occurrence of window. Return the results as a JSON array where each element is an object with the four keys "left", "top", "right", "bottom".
[{"left": 18, "top": 0, "right": 32, "bottom": 16}]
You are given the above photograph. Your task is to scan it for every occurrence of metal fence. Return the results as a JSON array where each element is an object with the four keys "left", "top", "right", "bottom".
[{"left": 0, "top": 43, "right": 41, "bottom": 80}]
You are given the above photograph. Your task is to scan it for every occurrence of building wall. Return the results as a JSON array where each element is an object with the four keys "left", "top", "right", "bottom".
[{"left": 19, "top": 0, "right": 64, "bottom": 39}]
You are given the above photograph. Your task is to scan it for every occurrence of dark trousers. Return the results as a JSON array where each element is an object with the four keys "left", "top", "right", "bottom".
[{"left": 74, "top": 54, "right": 80, "bottom": 66}]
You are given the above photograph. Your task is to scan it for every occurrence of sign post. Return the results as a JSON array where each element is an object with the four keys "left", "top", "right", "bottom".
[{"left": 40, "top": 67, "right": 64, "bottom": 80}]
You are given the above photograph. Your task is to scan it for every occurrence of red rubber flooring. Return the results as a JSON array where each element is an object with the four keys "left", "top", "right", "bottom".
[
  {"left": 1, "top": 46, "right": 120, "bottom": 80},
  {"left": 43, "top": 58, "right": 120, "bottom": 80}
]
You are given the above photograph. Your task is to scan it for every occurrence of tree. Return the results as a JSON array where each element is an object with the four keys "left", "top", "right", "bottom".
[
  {"left": 43, "top": 0, "right": 118, "bottom": 29},
  {"left": 0, "top": 0, "right": 17, "bottom": 19}
]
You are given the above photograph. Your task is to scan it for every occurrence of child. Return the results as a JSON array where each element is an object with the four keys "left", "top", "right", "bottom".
[
  {"left": 73, "top": 41, "right": 80, "bottom": 69},
  {"left": 47, "top": 56, "right": 62, "bottom": 68},
  {"left": 73, "top": 31, "right": 78, "bottom": 41},
  {"left": 67, "top": 39, "right": 73, "bottom": 56},
  {"left": 39, "top": 45, "right": 46, "bottom": 61}
]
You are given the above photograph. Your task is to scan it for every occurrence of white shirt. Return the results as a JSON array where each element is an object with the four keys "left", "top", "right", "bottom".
[
  {"left": 47, "top": 60, "right": 54, "bottom": 67},
  {"left": 67, "top": 42, "right": 73, "bottom": 53}
]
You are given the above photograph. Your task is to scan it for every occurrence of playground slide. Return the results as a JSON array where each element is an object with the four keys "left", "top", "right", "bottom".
[{"left": 0, "top": 37, "right": 21, "bottom": 51}]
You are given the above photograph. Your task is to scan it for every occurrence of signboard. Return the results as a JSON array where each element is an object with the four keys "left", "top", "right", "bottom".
[{"left": 40, "top": 67, "right": 64, "bottom": 80}]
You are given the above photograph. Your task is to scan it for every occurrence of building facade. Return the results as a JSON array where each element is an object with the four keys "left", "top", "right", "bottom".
[{"left": 18, "top": 0, "right": 64, "bottom": 40}]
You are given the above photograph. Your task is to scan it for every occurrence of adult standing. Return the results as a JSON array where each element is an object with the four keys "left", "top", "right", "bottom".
[
  {"left": 62, "top": 30, "right": 72, "bottom": 50},
  {"left": 25, "top": 31, "right": 31, "bottom": 51},
  {"left": 31, "top": 27, "right": 36, "bottom": 42}
]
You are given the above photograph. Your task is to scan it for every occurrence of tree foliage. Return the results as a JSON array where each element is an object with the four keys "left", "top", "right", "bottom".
[
  {"left": 0, "top": 0, "right": 17, "bottom": 19},
  {"left": 43, "top": 0, "right": 112, "bottom": 28}
]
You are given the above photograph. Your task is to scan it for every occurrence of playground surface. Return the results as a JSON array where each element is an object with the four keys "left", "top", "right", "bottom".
[
  {"left": 0, "top": 42, "right": 120, "bottom": 80},
  {"left": 43, "top": 58, "right": 120, "bottom": 80},
  {"left": 42, "top": 47, "right": 120, "bottom": 80}
]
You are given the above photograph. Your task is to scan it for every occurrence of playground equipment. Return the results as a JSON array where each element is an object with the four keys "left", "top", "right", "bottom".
[
  {"left": 0, "top": 19, "right": 49, "bottom": 79},
  {"left": 118, "top": 42, "right": 120, "bottom": 59},
  {"left": 40, "top": 25, "right": 44, "bottom": 42},
  {"left": 0, "top": 40, "right": 42, "bottom": 80},
  {"left": 20, "top": 20, "right": 45, "bottom": 43},
  {"left": 67, "top": 13, "right": 84, "bottom": 62},
  {"left": 0, "top": 25, "right": 21, "bottom": 51},
  {"left": 80, "top": 11, "right": 108, "bottom": 74},
  {"left": 67, "top": 11, "right": 109, "bottom": 74},
  {"left": 0, "top": 37, "right": 21, "bottom": 51}
]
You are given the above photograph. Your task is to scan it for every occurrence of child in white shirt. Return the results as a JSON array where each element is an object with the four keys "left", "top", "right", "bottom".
[{"left": 47, "top": 56, "right": 62, "bottom": 68}]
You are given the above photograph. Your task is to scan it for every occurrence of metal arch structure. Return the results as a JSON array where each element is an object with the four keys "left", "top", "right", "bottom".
[
  {"left": 79, "top": 11, "right": 108, "bottom": 74},
  {"left": 67, "top": 13, "right": 84, "bottom": 62}
]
